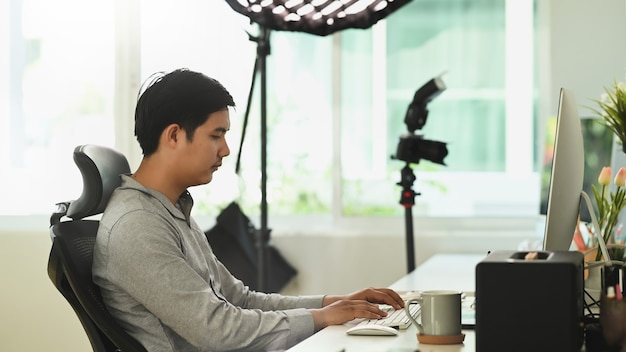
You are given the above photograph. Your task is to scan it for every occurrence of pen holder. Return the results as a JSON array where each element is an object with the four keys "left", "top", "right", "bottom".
[{"left": 600, "top": 265, "right": 626, "bottom": 352}]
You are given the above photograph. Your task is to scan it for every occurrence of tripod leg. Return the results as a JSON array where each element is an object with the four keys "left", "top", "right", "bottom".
[
  {"left": 405, "top": 207, "right": 415, "bottom": 273},
  {"left": 398, "top": 164, "right": 418, "bottom": 273},
  {"left": 235, "top": 54, "right": 259, "bottom": 174}
]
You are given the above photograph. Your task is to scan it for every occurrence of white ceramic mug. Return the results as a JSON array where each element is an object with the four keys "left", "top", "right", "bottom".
[{"left": 404, "top": 290, "right": 462, "bottom": 336}]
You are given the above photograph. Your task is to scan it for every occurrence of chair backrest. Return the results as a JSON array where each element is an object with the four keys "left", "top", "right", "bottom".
[{"left": 48, "top": 144, "right": 147, "bottom": 352}]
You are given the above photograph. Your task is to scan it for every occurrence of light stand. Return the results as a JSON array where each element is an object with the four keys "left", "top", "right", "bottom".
[
  {"left": 392, "top": 76, "right": 449, "bottom": 273},
  {"left": 234, "top": 26, "right": 272, "bottom": 292},
  {"left": 256, "top": 27, "right": 271, "bottom": 292},
  {"left": 226, "top": 0, "right": 412, "bottom": 292}
]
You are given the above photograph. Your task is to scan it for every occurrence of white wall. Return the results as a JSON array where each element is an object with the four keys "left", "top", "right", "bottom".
[
  {"left": 2, "top": 0, "right": 626, "bottom": 351},
  {"left": 540, "top": 0, "right": 626, "bottom": 119},
  {"left": 277, "top": 228, "right": 535, "bottom": 296},
  {"left": 1, "top": 230, "right": 91, "bottom": 351}
]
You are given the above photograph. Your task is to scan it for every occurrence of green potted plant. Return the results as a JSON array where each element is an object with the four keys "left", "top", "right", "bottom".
[
  {"left": 589, "top": 79, "right": 626, "bottom": 153},
  {"left": 591, "top": 166, "right": 626, "bottom": 261}
]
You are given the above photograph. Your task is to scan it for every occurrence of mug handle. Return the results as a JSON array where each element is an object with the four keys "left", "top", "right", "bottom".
[{"left": 404, "top": 298, "right": 424, "bottom": 334}]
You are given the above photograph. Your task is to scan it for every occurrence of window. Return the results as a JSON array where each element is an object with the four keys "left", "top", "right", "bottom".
[
  {"left": 337, "top": 0, "right": 537, "bottom": 218},
  {"left": 226, "top": 0, "right": 538, "bottom": 220},
  {"left": 2, "top": 0, "right": 540, "bottom": 233},
  {"left": 0, "top": 0, "right": 115, "bottom": 216}
]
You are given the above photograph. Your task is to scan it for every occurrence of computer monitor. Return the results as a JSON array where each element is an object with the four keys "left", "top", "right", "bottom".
[{"left": 542, "top": 88, "right": 585, "bottom": 251}]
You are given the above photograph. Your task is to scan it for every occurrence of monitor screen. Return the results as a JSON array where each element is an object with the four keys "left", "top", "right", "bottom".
[{"left": 543, "top": 88, "right": 585, "bottom": 251}]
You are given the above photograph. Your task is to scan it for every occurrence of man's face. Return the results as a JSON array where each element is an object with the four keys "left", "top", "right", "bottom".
[{"left": 176, "top": 109, "right": 231, "bottom": 187}]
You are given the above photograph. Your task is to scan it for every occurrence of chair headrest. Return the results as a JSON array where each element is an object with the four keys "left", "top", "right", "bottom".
[{"left": 66, "top": 145, "right": 131, "bottom": 220}]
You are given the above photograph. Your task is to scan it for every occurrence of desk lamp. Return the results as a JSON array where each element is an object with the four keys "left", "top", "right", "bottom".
[{"left": 224, "top": 0, "right": 412, "bottom": 291}]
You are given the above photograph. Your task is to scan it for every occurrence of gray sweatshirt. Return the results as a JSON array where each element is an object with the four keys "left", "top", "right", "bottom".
[{"left": 92, "top": 175, "right": 323, "bottom": 352}]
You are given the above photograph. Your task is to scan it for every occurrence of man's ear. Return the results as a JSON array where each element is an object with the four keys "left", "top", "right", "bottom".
[{"left": 162, "top": 123, "right": 182, "bottom": 146}]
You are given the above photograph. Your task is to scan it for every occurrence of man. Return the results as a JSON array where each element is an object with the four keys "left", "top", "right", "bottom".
[{"left": 93, "top": 68, "right": 404, "bottom": 352}]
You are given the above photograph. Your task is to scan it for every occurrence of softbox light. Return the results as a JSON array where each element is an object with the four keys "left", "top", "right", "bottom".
[
  {"left": 222, "top": 0, "right": 411, "bottom": 292},
  {"left": 225, "top": 0, "right": 411, "bottom": 36}
]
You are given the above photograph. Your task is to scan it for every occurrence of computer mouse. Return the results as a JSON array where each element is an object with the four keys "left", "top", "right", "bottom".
[{"left": 346, "top": 325, "right": 399, "bottom": 336}]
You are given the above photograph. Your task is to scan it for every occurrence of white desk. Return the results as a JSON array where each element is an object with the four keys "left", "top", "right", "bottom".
[{"left": 287, "top": 253, "right": 486, "bottom": 352}]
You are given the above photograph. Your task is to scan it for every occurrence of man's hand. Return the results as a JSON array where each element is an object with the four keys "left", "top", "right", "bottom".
[
  {"left": 310, "top": 288, "right": 406, "bottom": 331},
  {"left": 309, "top": 299, "right": 387, "bottom": 330},
  {"left": 323, "top": 287, "right": 405, "bottom": 310}
]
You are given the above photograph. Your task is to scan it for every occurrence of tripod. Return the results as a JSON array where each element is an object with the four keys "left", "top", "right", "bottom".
[{"left": 397, "top": 163, "right": 420, "bottom": 273}]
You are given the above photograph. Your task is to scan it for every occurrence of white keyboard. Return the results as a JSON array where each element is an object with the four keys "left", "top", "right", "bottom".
[{"left": 355, "top": 303, "right": 420, "bottom": 330}]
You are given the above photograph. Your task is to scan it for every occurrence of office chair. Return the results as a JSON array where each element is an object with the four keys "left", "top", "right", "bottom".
[{"left": 47, "top": 144, "right": 147, "bottom": 352}]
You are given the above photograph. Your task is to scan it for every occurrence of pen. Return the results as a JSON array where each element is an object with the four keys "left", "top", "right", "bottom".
[
  {"left": 617, "top": 267, "right": 624, "bottom": 297},
  {"left": 607, "top": 286, "right": 616, "bottom": 300},
  {"left": 615, "top": 224, "right": 624, "bottom": 242}
]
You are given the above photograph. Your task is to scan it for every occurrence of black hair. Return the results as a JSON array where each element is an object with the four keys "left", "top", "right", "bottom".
[{"left": 134, "top": 68, "right": 235, "bottom": 156}]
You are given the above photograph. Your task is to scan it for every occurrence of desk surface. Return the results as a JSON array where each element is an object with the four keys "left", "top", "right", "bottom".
[{"left": 287, "top": 253, "right": 486, "bottom": 352}]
